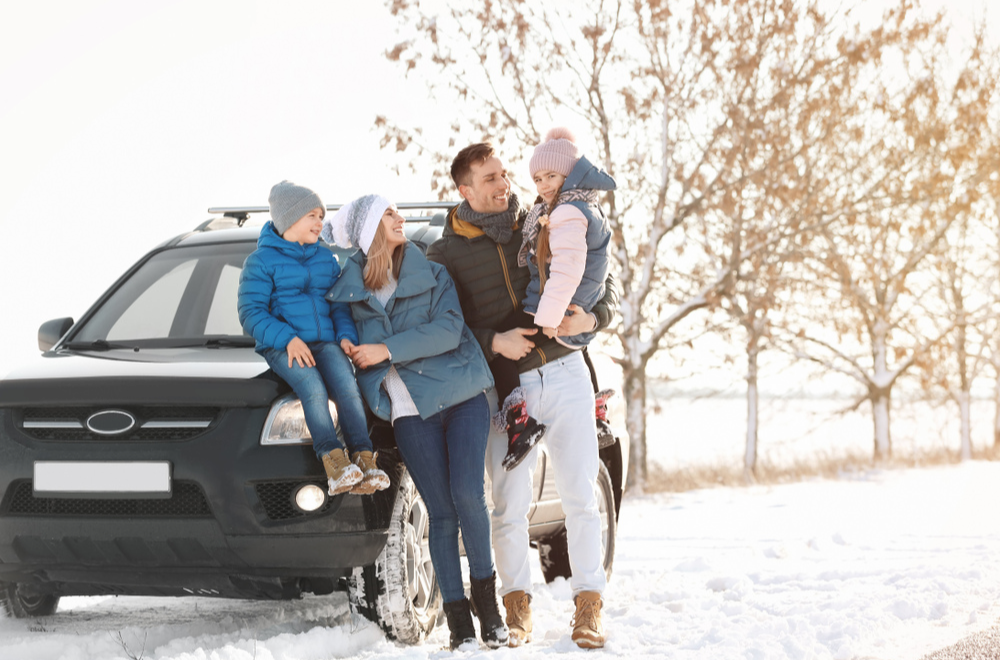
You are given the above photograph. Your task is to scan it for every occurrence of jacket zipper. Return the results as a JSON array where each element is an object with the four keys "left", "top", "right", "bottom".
[{"left": 496, "top": 244, "right": 518, "bottom": 309}]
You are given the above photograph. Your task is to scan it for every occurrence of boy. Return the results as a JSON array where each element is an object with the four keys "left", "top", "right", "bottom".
[{"left": 238, "top": 181, "right": 388, "bottom": 496}]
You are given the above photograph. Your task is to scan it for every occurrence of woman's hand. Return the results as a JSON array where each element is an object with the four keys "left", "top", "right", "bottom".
[
  {"left": 286, "top": 337, "right": 315, "bottom": 368},
  {"left": 350, "top": 343, "right": 391, "bottom": 369},
  {"left": 492, "top": 328, "right": 537, "bottom": 360}
]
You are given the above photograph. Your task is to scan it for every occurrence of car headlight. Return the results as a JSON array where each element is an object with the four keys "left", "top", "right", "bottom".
[{"left": 261, "top": 394, "right": 341, "bottom": 446}]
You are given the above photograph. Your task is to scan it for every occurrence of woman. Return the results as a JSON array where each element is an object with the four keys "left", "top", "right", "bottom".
[{"left": 323, "top": 194, "right": 508, "bottom": 650}]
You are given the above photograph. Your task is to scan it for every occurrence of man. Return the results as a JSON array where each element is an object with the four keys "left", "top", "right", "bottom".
[{"left": 427, "top": 142, "right": 619, "bottom": 649}]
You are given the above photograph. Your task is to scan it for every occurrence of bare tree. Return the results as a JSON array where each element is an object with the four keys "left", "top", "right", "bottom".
[
  {"left": 375, "top": 0, "right": 966, "bottom": 489},
  {"left": 781, "top": 22, "right": 999, "bottom": 461}
]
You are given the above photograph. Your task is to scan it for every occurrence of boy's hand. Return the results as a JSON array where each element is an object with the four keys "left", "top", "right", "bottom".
[
  {"left": 542, "top": 326, "right": 558, "bottom": 339},
  {"left": 492, "top": 328, "right": 537, "bottom": 361},
  {"left": 557, "top": 304, "right": 597, "bottom": 336},
  {"left": 351, "top": 343, "right": 391, "bottom": 369},
  {"left": 340, "top": 338, "right": 356, "bottom": 355},
  {"left": 286, "top": 337, "right": 315, "bottom": 368}
]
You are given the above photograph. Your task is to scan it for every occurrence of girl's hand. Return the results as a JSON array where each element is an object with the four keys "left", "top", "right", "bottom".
[
  {"left": 286, "top": 337, "right": 315, "bottom": 368},
  {"left": 352, "top": 343, "right": 391, "bottom": 369},
  {"left": 542, "top": 326, "right": 558, "bottom": 339}
]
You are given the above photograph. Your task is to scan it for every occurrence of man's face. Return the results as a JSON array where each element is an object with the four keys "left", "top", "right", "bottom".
[{"left": 459, "top": 156, "right": 511, "bottom": 214}]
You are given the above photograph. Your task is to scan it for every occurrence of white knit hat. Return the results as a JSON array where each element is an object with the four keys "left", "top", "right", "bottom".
[{"left": 321, "top": 194, "right": 392, "bottom": 254}]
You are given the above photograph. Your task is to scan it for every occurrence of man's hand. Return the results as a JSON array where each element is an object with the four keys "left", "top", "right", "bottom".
[
  {"left": 286, "top": 337, "right": 315, "bottom": 369},
  {"left": 492, "top": 327, "right": 537, "bottom": 361},
  {"left": 557, "top": 304, "right": 597, "bottom": 337},
  {"left": 351, "top": 343, "right": 391, "bottom": 369}
]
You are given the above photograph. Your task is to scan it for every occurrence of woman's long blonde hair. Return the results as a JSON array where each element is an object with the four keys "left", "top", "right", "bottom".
[{"left": 363, "top": 222, "right": 405, "bottom": 291}]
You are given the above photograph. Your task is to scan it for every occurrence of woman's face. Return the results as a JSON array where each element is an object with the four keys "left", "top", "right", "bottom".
[{"left": 381, "top": 205, "right": 407, "bottom": 248}]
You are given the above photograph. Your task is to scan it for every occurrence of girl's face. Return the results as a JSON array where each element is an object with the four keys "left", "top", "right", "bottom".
[
  {"left": 282, "top": 207, "right": 325, "bottom": 245},
  {"left": 381, "top": 205, "right": 407, "bottom": 248},
  {"left": 533, "top": 170, "right": 566, "bottom": 204}
]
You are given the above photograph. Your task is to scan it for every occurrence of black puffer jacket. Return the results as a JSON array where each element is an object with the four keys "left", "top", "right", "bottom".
[{"left": 427, "top": 206, "right": 619, "bottom": 374}]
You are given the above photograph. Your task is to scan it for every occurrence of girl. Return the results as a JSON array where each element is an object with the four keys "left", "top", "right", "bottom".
[{"left": 323, "top": 195, "right": 508, "bottom": 650}]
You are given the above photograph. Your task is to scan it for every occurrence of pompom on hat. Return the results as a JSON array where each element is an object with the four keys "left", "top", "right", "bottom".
[
  {"left": 268, "top": 180, "right": 325, "bottom": 236},
  {"left": 321, "top": 194, "right": 392, "bottom": 254},
  {"left": 529, "top": 127, "right": 580, "bottom": 178}
]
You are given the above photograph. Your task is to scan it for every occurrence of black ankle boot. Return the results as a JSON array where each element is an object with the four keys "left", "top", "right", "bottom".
[
  {"left": 469, "top": 573, "right": 509, "bottom": 648},
  {"left": 442, "top": 598, "right": 477, "bottom": 650}
]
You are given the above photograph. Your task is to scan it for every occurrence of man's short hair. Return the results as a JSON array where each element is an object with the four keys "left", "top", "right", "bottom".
[{"left": 451, "top": 142, "right": 496, "bottom": 188}]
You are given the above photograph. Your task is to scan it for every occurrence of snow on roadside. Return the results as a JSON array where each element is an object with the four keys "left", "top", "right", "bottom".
[{"left": 2, "top": 462, "right": 999, "bottom": 660}]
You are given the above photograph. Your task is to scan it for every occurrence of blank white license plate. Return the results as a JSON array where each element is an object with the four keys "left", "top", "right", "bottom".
[{"left": 33, "top": 461, "right": 172, "bottom": 496}]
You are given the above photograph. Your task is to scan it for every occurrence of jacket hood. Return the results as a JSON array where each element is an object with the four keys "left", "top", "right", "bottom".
[
  {"left": 327, "top": 242, "right": 437, "bottom": 303},
  {"left": 257, "top": 221, "right": 320, "bottom": 260},
  {"left": 564, "top": 154, "right": 617, "bottom": 193}
]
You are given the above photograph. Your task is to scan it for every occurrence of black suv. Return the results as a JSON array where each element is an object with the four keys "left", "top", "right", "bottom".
[{"left": 0, "top": 204, "right": 628, "bottom": 643}]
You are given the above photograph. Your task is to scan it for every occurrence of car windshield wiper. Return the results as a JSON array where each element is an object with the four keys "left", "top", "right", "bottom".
[
  {"left": 63, "top": 339, "right": 137, "bottom": 352},
  {"left": 196, "top": 337, "right": 257, "bottom": 349}
]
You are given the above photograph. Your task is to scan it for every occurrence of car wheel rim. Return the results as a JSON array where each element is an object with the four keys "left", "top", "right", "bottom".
[{"left": 404, "top": 493, "right": 435, "bottom": 611}]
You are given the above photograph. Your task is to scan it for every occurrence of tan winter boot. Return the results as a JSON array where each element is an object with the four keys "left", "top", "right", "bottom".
[
  {"left": 321, "top": 448, "right": 362, "bottom": 496},
  {"left": 350, "top": 450, "right": 390, "bottom": 495},
  {"left": 571, "top": 591, "right": 605, "bottom": 649},
  {"left": 503, "top": 590, "right": 533, "bottom": 647}
]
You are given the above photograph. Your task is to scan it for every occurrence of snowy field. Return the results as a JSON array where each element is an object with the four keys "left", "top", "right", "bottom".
[{"left": 2, "top": 461, "right": 999, "bottom": 660}]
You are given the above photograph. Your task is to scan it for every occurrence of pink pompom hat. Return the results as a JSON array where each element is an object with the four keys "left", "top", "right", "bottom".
[{"left": 529, "top": 127, "right": 580, "bottom": 178}]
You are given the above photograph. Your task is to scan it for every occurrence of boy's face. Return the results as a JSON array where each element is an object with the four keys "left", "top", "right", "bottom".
[
  {"left": 282, "top": 207, "right": 325, "bottom": 245},
  {"left": 532, "top": 169, "right": 566, "bottom": 205},
  {"left": 459, "top": 156, "right": 511, "bottom": 214}
]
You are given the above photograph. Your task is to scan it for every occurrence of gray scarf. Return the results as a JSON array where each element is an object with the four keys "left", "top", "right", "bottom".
[
  {"left": 455, "top": 191, "right": 523, "bottom": 244},
  {"left": 518, "top": 189, "right": 600, "bottom": 267}
]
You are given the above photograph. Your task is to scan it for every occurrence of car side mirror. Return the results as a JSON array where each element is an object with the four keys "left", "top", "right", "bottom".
[{"left": 38, "top": 317, "right": 74, "bottom": 352}]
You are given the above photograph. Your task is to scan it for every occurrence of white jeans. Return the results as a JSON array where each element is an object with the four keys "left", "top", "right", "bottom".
[{"left": 486, "top": 350, "right": 606, "bottom": 597}]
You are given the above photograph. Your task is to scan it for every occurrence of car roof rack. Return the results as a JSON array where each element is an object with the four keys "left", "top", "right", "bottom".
[{"left": 203, "top": 202, "right": 456, "bottom": 229}]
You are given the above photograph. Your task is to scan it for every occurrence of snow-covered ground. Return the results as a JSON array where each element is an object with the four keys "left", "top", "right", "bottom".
[{"left": 2, "top": 461, "right": 999, "bottom": 660}]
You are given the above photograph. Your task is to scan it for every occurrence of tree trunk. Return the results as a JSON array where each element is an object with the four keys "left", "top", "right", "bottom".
[
  {"left": 623, "top": 367, "right": 647, "bottom": 493},
  {"left": 959, "top": 389, "right": 972, "bottom": 461},
  {"left": 872, "top": 391, "right": 892, "bottom": 461},
  {"left": 745, "top": 344, "right": 759, "bottom": 483}
]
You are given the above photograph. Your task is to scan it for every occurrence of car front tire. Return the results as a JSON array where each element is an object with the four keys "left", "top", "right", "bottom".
[
  {"left": 347, "top": 471, "right": 441, "bottom": 644},
  {"left": 538, "top": 461, "right": 617, "bottom": 583},
  {"left": 0, "top": 582, "right": 60, "bottom": 618}
]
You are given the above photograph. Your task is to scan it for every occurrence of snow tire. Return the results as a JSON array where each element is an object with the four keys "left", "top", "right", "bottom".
[
  {"left": 0, "top": 582, "right": 59, "bottom": 618},
  {"left": 539, "top": 461, "right": 617, "bottom": 583},
  {"left": 347, "top": 471, "right": 441, "bottom": 644}
]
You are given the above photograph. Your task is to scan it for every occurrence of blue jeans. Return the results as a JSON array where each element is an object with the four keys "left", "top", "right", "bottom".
[
  {"left": 393, "top": 393, "right": 493, "bottom": 603},
  {"left": 262, "top": 342, "right": 372, "bottom": 460}
]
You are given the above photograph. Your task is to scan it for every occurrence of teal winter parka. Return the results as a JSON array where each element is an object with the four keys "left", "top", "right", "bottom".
[
  {"left": 238, "top": 221, "right": 359, "bottom": 352},
  {"left": 325, "top": 242, "right": 494, "bottom": 421}
]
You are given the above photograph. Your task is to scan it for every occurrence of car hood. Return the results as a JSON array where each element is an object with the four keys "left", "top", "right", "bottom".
[{"left": 0, "top": 348, "right": 284, "bottom": 408}]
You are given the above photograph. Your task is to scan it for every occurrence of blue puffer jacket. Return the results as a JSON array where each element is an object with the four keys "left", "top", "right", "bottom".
[
  {"left": 522, "top": 154, "right": 615, "bottom": 348},
  {"left": 326, "top": 242, "right": 494, "bottom": 421},
  {"left": 238, "top": 221, "right": 359, "bottom": 352}
]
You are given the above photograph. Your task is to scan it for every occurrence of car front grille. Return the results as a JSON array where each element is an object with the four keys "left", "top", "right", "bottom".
[
  {"left": 18, "top": 406, "right": 219, "bottom": 441},
  {"left": 4, "top": 481, "right": 212, "bottom": 517}
]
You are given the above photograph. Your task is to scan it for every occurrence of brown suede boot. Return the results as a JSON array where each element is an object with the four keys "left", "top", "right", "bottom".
[
  {"left": 321, "top": 448, "right": 362, "bottom": 496},
  {"left": 571, "top": 591, "right": 605, "bottom": 649},
  {"left": 349, "top": 450, "right": 390, "bottom": 495},
  {"left": 503, "top": 590, "right": 533, "bottom": 647}
]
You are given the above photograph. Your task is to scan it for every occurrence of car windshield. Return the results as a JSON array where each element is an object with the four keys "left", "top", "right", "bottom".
[{"left": 68, "top": 242, "right": 255, "bottom": 349}]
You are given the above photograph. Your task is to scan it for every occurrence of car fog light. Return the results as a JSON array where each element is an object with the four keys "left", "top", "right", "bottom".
[{"left": 294, "top": 484, "right": 327, "bottom": 512}]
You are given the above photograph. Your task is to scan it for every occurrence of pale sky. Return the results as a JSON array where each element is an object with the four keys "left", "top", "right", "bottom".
[{"left": 0, "top": 0, "right": 995, "bottom": 374}]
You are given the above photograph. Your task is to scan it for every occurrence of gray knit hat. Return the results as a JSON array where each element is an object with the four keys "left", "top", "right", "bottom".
[
  {"left": 321, "top": 194, "right": 392, "bottom": 254},
  {"left": 529, "top": 127, "right": 580, "bottom": 178},
  {"left": 268, "top": 180, "right": 325, "bottom": 235}
]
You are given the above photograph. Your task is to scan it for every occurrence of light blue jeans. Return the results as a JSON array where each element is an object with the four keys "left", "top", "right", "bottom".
[
  {"left": 393, "top": 393, "right": 494, "bottom": 603},
  {"left": 262, "top": 341, "right": 372, "bottom": 460}
]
